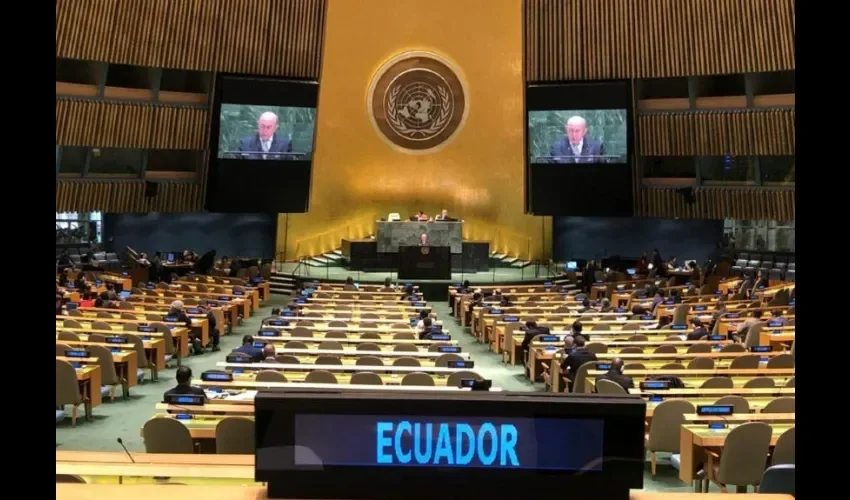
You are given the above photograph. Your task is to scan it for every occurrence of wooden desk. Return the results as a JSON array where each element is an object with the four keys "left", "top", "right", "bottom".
[
  {"left": 58, "top": 347, "right": 139, "bottom": 387},
  {"left": 58, "top": 338, "right": 167, "bottom": 371},
  {"left": 56, "top": 485, "right": 794, "bottom": 500},
  {"left": 74, "top": 365, "right": 102, "bottom": 408},
  {"left": 678, "top": 423, "right": 792, "bottom": 483},
  {"left": 58, "top": 326, "right": 189, "bottom": 359}
]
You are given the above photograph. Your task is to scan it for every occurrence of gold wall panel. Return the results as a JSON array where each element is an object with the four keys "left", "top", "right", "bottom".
[
  {"left": 278, "top": 0, "right": 548, "bottom": 261},
  {"left": 636, "top": 187, "right": 795, "bottom": 220},
  {"left": 56, "top": 99, "right": 208, "bottom": 150},
  {"left": 56, "top": 180, "right": 205, "bottom": 212},
  {"left": 637, "top": 109, "right": 795, "bottom": 156},
  {"left": 56, "top": 0, "right": 326, "bottom": 77},
  {"left": 526, "top": 0, "right": 796, "bottom": 80}
]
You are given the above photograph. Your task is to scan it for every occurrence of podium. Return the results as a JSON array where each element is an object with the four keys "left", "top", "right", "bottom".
[{"left": 398, "top": 246, "right": 451, "bottom": 280}]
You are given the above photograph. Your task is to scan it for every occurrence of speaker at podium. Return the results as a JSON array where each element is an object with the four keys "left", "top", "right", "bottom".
[{"left": 398, "top": 245, "right": 451, "bottom": 280}]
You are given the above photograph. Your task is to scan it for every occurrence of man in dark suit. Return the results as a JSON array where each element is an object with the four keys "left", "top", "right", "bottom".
[
  {"left": 595, "top": 358, "right": 634, "bottom": 391},
  {"left": 232, "top": 335, "right": 264, "bottom": 362},
  {"left": 163, "top": 366, "right": 206, "bottom": 402},
  {"left": 520, "top": 320, "right": 551, "bottom": 358},
  {"left": 548, "top": 116, "right": 605, "bottom": 164},
  {"left": 560, "top": 334, "right": 597, "bottom": 391},
  {"left": 237, "top": 112, "right": 293, "bottom": 159}
]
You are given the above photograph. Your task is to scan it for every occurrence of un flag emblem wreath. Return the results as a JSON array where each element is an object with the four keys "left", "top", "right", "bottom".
[{"left": 369, "top": 51, "right": 467, "bottom": 153}]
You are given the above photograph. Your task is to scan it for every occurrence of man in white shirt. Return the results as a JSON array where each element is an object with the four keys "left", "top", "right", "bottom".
[{"left": 237, "top": 111, "right": 293, "bottom": 159}]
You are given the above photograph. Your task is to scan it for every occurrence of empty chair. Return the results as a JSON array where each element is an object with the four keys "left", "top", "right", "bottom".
[
  {"left": 623, "top": 363, "right": 646, "bottom": 370},
  {"left": 393, "top": 332, "right": 416, "bottom": 340},
  {"left": 118, "top": 302, "right": 135, "bottom": 310},
  {"left": 290, "top": 327, "right": 313, "bottom": 338},
  {"left": 686, "top": 343, "right": 712, "bottom": 354},
  {"left": 67, "top": 309, "right": 83, "bottom": 317},
  {"left": 255, "top": 371, "right": 288, "bottom": 383},
  {"left": 57, "top": 331, "right": 80, "bottom": 342},
  {"left": 56, "top": 474, "right": 87, "bottom": 483},
  {"left": 147, "top": 314, "right": 163, "bottom": 321},
  {"left": 91, "top": 321, "right": 112, "bottom": 331},
  {"left": 56, "top": 343, "right": 73, "bottom": 356},
  {"left": 295, "top": 320, "right": 314, "bottom": 327},
  {"left": 771, "top": 427, "right": 795, "bottom": 465},
  {"left": 766, "top": 354, "right": 794, "bottom": 369},
  {"left": 729, "top": 355, "right": 761, "bottom": 369},
  {"left": 761, "top": 397, "right": 795, "bottom": 414},
  {"left": 401, "top": 372, "right": 435, "bottom": 386},
  {"left": 760, "top": 465, "right": 795, "bottom": 496},
  {"left": 359, "top": 332, "right": 381, "bottom": 340},
  {"left": 687, "top": 357, "right": 715, "bottom": 369},
  {"left": 653, "top": 345, "right": 677, "bottom": 354},
  {"left": 274, "top": 355, "right": 300, "bottom": 364},
  {"left": 393, "top": 357, "right": 420, "bottom": 367},
  {"left": 714, "top": 395, "right": 749, "bottom": 414},
  {"left": 720, "top": 343, "right": 746, "bottom": 353},
  {"left": 705, "top": 422, "right": 773, "bottom": 493},
  {"left": 784, "top": 376, "right": 795, "bottom": 388},
  {"left": 665, "top": 335, "right": 684, "bottom": 341},
  {"left": 318, "top": 340, "right": 343, "bottom": 350},
  {"left": 619, "top": 346, "right": 643, "bottom": 354},
  {"left": 96, "top": 311, "right": 113, "bottom": 319},
  {"left": 304, "top": 370, "right": 338, "bottom": 384},
  {"left": 356, "top": 342, "right": 380, "bottom": 351},
  {"left": 123, "top": 333, "right": 152, "bottom": 382},
  {"left": 63, "top": 319, "right": 83, "bottom": 329},
  {"left": 701, "top": 377, "right": 734, "bottom": 389},
  {"left": 628, "top": 334, "right": 648, "bottom": 341},
  {"left": 590, "top": 323, "right": 610, "bottom": 331},
  {"left": 355, "top": 356, "right": 383, "bottom": 366},
  {"left": 646, "top": 400, "right": 695, "bottom": 477},
  {"left": 142, "top": 418, "right": 194, "bottom": 453},
  {"left": 435, "top": 353, "right": 463, "bottom": 367},
  {"left": 428, "top": 343, "right": 451, "bottom": 352},
  {"left": 358, "top": 322, "right": 378, "bottom": 330},
  {"left": 328, "top": 321, "right": 347, "bottom": 328},
  {"left": 88, "top": 344, "right": 127, "bottom": 401},
  {"left": 56, "top": 359, "right": 91, "bottom": 426},
  {"left": 595, "top": 379, "right": 626, "bottom": 394},
  {"left": 446, "top": 370, "right": 482, "bottom": 387},
  {"left": 393, "top": 344, "right": 419, "bottom": 352},
  {"left": 743, "top": 377, "right": 775, "bottom": 388},
  {"left": 350, "top": 372, "right": 383, "bottom": 385},
  {"left": 585, "top": 342, "right": 608, "bottom": 354},
  {"left": 120, "top": 312, "right": 138, "bottom": 320},
  {"left": 659, "top": 362, "right": 685, "bottom": 370},
  {"left": 285, "top": 340, "right": 308, "bottom": 349},
  {"left": 671, "top": 305, "right": 689, "bottom": 326},
  {"left": 324, "top": 331, "right": 348, "bottom": 339},
  {"left": 215, "top": 417, "right": 255, "bottom": 454},
  {"left": 315, "top": 355, "right": 342, "bottom": 365}
]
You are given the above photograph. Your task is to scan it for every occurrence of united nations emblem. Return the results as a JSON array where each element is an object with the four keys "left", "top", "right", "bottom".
[{"left": 368, "top": 51, "right": 468, "bottom": 153}]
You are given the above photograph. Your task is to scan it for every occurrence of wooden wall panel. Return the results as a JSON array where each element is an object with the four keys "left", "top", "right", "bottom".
[
  {"left": 636, "top": 187, "right": 795, "bottom": 220},
  {"left": 56, "top": 180, "right": 205, "bottom": 212},
  {"left": 56, "top": 99, "right": 207, "bottom": 150},
  {"left": 637, "top": 109, "right": 795, "bottom": 156},
  {"left": 526, "top": 0, "right": 796, "bottom": 80},
  {"left": 56, "top": 0, "right": 326, "bottom": 77}
]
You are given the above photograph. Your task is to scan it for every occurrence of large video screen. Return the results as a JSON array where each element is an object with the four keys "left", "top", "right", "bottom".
[
  {"left": 206, "top": 75, "right": 319, "bottom": 213},
  {"left": 528, "top": 109, "right": 628, "bottom": 164},
  {"left": 217, "top": 104, "right": 316, "bottom": 161},
  {"left": 526, "top": 81, "right": 634, "bottom": 217}
]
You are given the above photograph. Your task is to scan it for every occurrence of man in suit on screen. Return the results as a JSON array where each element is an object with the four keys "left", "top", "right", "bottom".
[
  {"left": 548, "top": 115, "right": 605, "bottom": 164},
  {"left": 237, "top": 111, "right": 293, "bottom": 159}
]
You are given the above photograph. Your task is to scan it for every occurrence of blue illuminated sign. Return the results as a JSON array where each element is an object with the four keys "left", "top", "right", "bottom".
[{"left": 293, "top": 415, "right": 603, "bottom": 471}]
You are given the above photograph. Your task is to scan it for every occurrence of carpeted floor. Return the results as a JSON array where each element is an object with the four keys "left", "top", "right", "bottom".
[{"left": 55, "top": 294, "right": 707, "bottom": 492}]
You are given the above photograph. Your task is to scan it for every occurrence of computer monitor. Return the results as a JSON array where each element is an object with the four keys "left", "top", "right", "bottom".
[
  {"left": 167, "top": 252, "right": 175, "bottom": 262},
  {"left": 565, "top": 261, "right": 578, "bottom": 271}
]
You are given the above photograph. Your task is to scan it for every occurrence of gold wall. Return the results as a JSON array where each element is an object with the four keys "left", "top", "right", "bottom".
[{"left": 278, "top": 0, "right": 548, "bottom": 261}]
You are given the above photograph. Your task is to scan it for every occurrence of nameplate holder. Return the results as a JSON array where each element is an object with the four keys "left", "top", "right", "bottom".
[
  {"left": 640, "top": 380, "right": 670, "bottom": 390},
  {"left": 726, "top": 313, "right": 740, "bottom": 318},
  {"left": 615, "top": 307, "right": 626, "bottom": 313},
  {"left": 165, "top": 394, "right": 205, "bottom": 406},
  {"left": 187, "top": 308, "right": 201, "bottom": 314},
  {"left": 201, "top": 371, "right": 233, "bottom": 382},
  {"left": 490, "top": 309, "right": 503, "bottom": 315},
  {"left": 268, "top": 320, "right": 286, "bottom": 326},
  {"left": 503, "top": 316, "right": 519, "bottom": 322},
  {"left": 226, "top": 354, "right": 254, "bottom": 363},
  {"left": 649, "top": 395, "right": 664, "bottom": 402},
  {"left": 447, "top": 360, "right": 474, "bottom": 369},
  {"left": 65, "top": 350, "right": 89, "bottom": 358},
  {"left": 697, "top": 404, "right": 734, "bottom": 416},
  {"left": 694, "top": 305, "right": 706, "bottom": 311},
  {"left": 596, "top": 363, "right": 611, "bottom": 371},
  {"left": 253, "top": 341, "right": 268, "bottom": 348},
  {"left": 106, "top": 336, "right": 127, "bottom": 344},
  {"left": 66, "top": 303, "right": 78, "bottom": 310},
  {"left": 539, "top": 335, "right": 559, "bottom": 342},
  {"left": 707, "top": 422, "right": 727, "bottom": 430},
  {"left": 258, "top": 329, "right": 277, "bottom": 337},
  {"left": 233, "top": 290, "right": 245, "bottom": 296},
  {"left": 749, "top": 345, "right": 773, "bottom": 353},
  {"left": 767, "top": 320, "right": 782, "bottom": 327},
  {"left": 437, "top": 346, "right": 461, "bottom": 353},
  {"left": 428, "top": 334, "right": 451, "bottom": 341},
  {"left": 671, "top": 324, "right": 687, "bottom": 330},
  {"left": 137, "top": 326, "right": 156, "bottom": 333},
  {"left": 640, "top": 314, "right": 653, "bottom": 320},
  {"left": 163, "top": 316, "right": 178, "bottom": 322},
  {"left": 709, "top": 335, "right": 726, "bottom": 341}
]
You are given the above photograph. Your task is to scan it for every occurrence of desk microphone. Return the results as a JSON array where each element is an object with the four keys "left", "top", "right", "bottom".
[{"left": 116, "top": 437, "right": 135, "bottom": 463}]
